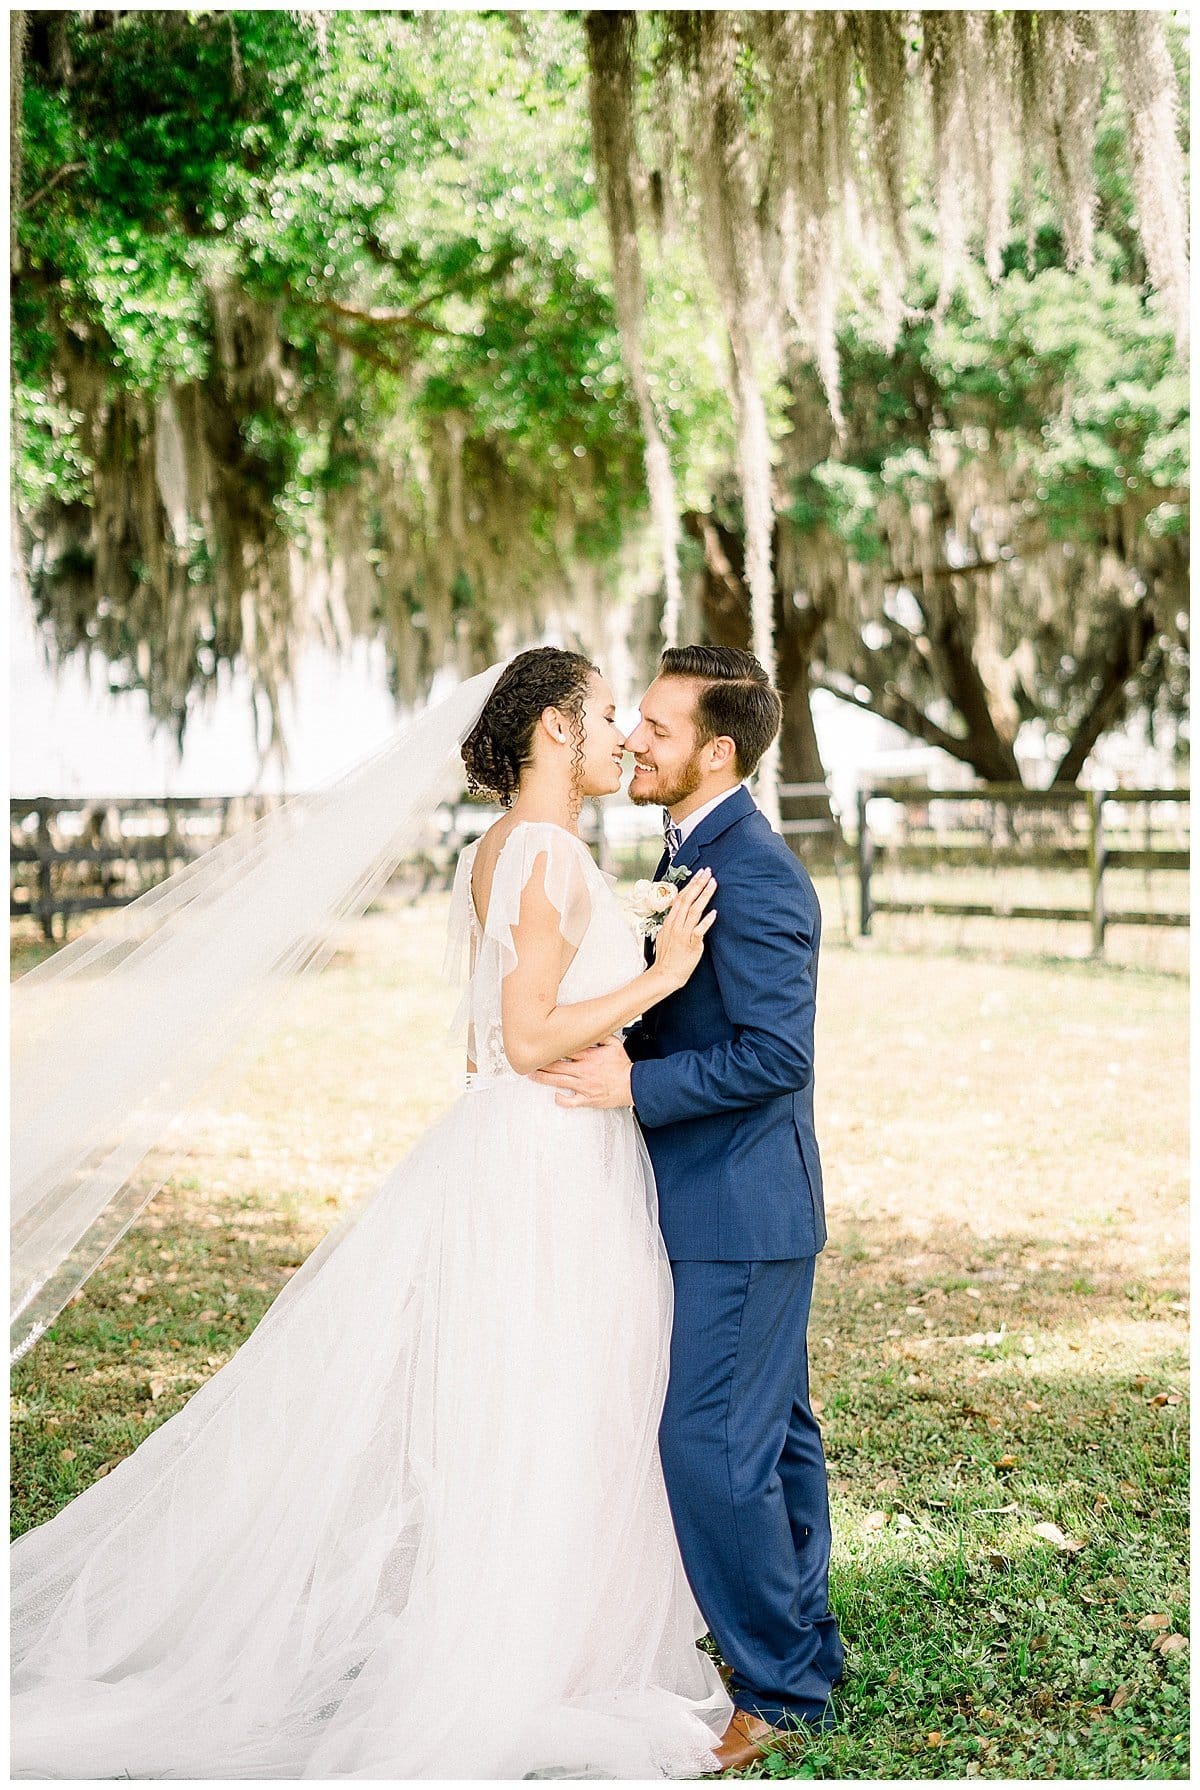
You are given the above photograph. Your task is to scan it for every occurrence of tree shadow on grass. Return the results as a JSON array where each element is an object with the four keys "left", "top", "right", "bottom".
[{"left": 10, "top": 1190, "right": 1189, "bottom": 1780}]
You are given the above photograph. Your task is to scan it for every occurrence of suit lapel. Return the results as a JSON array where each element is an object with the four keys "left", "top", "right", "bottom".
[
  {"left": 643, "top": 786, "right": 757, "bottom": 966},
  {"left": 671, "top": 784, "right": 757, "bottom": 873}
]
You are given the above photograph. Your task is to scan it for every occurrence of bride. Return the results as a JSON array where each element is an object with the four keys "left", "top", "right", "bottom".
[{"left": 10, "top": 646, "right": 734, "bottom": 1780}]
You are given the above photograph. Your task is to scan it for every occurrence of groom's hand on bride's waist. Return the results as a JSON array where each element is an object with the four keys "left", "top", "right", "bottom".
[{"left": 531, "top": 1036, "right": 633, "bottom": 1108}]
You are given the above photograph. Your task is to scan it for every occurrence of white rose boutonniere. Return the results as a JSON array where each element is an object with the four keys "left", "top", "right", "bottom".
[{"left": 629, "top": 864, "right": 693, "bottom": 940}]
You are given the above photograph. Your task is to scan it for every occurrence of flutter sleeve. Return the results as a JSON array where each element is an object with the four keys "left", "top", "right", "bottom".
[{"left": 481, "top": 822, "right": 592, "bottom": 978}]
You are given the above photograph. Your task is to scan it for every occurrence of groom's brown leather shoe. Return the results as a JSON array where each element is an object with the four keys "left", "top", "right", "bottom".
[{"left": 708, "top": 1708, "right": 784, "bottom": 1773}]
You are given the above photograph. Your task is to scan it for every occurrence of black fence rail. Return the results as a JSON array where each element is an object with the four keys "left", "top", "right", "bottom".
[
  {"left": 10, "top": 794, "right": 617, "bottom": 942},
  {"left": 854, "top": 782, "right": 1189, "bottom": 955},
  {"left": 10, "top": 796, "right": 287, "bottom": 941}
]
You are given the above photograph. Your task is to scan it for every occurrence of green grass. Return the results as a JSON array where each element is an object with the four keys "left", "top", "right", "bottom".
[{"left": 11, "top": 892, "right": 1189, "bottom": 1778}]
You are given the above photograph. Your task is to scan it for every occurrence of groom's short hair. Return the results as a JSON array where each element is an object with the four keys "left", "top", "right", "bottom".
[{"left": 659, "top": 645, "right": 783, "bottom": 777}]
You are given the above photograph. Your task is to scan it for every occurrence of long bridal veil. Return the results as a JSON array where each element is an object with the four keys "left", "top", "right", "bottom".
[{"left": 10, "top": 659, "right": 507, "bottom": 1361}]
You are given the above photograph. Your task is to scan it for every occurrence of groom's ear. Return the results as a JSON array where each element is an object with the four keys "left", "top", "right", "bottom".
[{"left": 705, "top": 734, "right": 738, "bottom": 774}]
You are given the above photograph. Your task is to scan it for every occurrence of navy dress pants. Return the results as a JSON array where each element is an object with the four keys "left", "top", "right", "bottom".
[{"left": 659, "top": 1257, "right": 843, "bottom": 1729}]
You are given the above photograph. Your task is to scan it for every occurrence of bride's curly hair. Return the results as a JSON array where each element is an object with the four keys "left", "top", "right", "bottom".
[{"left": 462, "top": 646, "right": 597, "bottom": 809}]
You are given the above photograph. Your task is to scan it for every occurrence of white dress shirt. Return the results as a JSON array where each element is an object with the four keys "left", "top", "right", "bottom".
[{"left": 672, "top": 781, "right": 753, "bottom": 848}]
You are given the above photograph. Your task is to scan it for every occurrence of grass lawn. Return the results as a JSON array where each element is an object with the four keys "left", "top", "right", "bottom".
[{"left": 10, "top": 888, "right": 1189, "bottom": 1779}]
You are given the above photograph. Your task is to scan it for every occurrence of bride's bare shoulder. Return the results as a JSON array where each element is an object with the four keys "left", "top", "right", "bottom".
[
  {"left": 476, "top": 817, "right": 585, "bottom": 865},
  {"left": 469, "top": 819, "right": 589, "bottom": 929},
  {"left": 468, "top": 818, "right": 538, "bottom": 925},
  {"left": 471, "top": 816, "right": 524, "bottom": 877}
]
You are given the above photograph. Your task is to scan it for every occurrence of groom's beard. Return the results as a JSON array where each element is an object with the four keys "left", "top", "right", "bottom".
[{"left": 629, "top": 752, "right": 705, "bottom": 810}]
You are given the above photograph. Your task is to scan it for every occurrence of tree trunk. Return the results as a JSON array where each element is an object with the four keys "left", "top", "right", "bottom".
[
  {"left": 11, "top": 11, "right": 27, "bottom": 274},
  {"left": 775, "top": 613, "right": 842, "bottom": 848},
  {"left": 11, "top": 9, "right": 29, "bottom": 613},
  {"left": 917, "top": 578, "right": 1023, "bottom": 781},
  {"left": 682, "top": 509, "right": 838, "bottom": 846},
  {"left": 1051, "top": 598, "right": 1157, "bottom": 785}
]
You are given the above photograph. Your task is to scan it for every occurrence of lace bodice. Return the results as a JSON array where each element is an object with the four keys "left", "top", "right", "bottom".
[{"left": 444, "top": 822, "right": 645, "bottom": 1081}]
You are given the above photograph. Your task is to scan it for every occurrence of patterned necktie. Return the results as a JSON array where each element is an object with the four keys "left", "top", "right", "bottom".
[{"left": 663, "top": 811, "right": 683, "bottom": 863}]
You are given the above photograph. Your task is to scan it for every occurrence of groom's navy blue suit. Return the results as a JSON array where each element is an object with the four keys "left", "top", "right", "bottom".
[{"left": 624, "top": 784, "right": 844, "bottom": 1730}]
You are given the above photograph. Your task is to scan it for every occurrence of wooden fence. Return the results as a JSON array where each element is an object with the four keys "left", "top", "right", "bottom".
[
  {"left": 10, "top": 794, "right": 619, "bottom": 941},
  {"left": 25, "top": 781, "right": 1173, "bottom": 958},
  {"left": 854, "top": 783, "right": 1189, "bottom": 954},
  {"left": 10, "top": 781, "right": 858, "bottom": 945},
  {"left": 10, "top": 796, "right": 287, "bottom": 940}
]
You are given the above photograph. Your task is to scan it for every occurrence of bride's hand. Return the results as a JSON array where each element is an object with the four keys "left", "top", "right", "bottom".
[{"left": 651, "top": 868, "right": 717, "bottom": 993}]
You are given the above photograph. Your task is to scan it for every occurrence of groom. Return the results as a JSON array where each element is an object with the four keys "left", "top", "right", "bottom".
[{"left": 534, "top": 645, "right": 844, "bottom": 1768}]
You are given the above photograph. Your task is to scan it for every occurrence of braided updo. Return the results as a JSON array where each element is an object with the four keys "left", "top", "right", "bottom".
[{"left": 462, "top": 646, "right": 598, "bottom": 808}]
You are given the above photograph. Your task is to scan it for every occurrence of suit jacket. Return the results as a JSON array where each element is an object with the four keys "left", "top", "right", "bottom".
[{"left": 626, "top": 784, "right": 827, "bottom": 1262}]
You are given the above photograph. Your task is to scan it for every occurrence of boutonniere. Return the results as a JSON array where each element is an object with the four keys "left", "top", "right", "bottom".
[{"left": 629, "top": 864, "right": 693, "bottom": 940}]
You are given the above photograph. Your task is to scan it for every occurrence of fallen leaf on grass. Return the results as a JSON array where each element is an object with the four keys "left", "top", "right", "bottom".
[
  {"left": 1110, "top": 1685, "right": 1134, "bottom": 1710},
  {"left": 148, "top": 1376, "right": 167, "bottom": 1401},
  {"left": 995, "top": 1453, "right": 1018, "bottom": 1468},
  {"left": 863, "top": 1510, "right": 889, "bottom": 1532},
  {"left": 986, "top": 1551, "right": 1010, "bottom": 1569},
  {"left": 925, "top": 1732, "right": 944, "bottom": 1747},
  {"left": 1152, "top": 1633, "right": 1188, "bottom": 1659},
  {"left": 58, "top": 1448, "right": 76, "bottom": 1462},
  {"left": 1136, "top": 1613, "right": 1172, "bottom": 1631},
  {"left": 92, "top": 1462, "right": 113, "bottom": 1480},
  {"left": 1148, "top": 1391, "right": 1182, "bottom": 1407},
  {"left": 1032, "top": 1521, "right": 1085, "bottom": 1553}
]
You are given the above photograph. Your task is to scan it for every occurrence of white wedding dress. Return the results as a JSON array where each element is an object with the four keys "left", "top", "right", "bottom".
[{"left": 11, "top": 821, "right": 732, "bottom": 1780}]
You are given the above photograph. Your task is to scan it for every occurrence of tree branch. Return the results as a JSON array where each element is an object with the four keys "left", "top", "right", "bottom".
[
  {"left": 318, "top": 295, "right": 460, "bottom": 337},
  {"left": 811, "top": 668, "right": 986, "bottom": 770},
  {"left": 314, "top": 317, "right": 412, "bottom": 376},
  {"left": 19, "top": 159, "right": 85, "bottom": 212}
]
